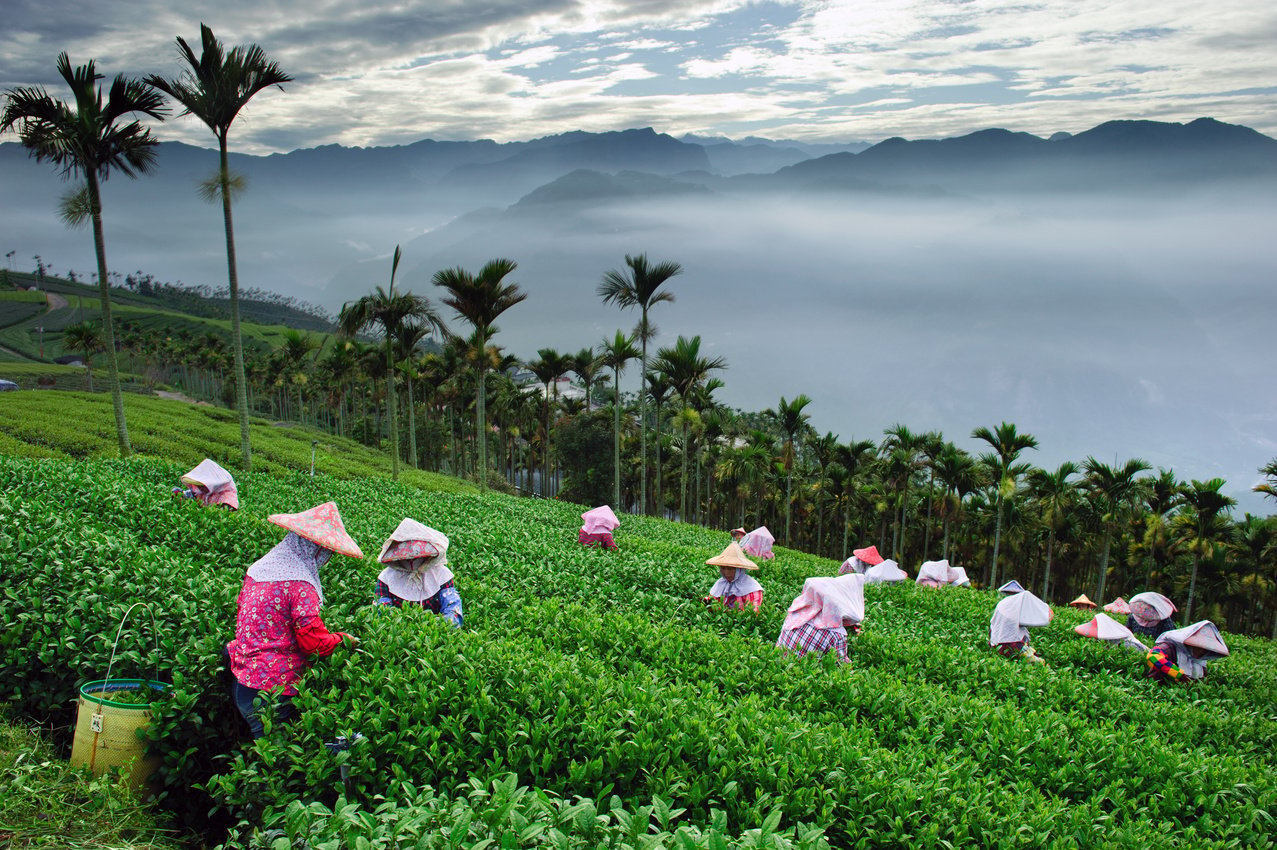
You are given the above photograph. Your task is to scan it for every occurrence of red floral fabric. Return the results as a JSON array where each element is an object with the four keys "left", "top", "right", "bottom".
[{"left": 227, "top": 576, "right": 344, "bottom": 695}]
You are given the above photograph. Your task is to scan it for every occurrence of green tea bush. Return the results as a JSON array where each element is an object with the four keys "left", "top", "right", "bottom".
[{"left": 1, "top": 455, "right": 1275, "bottom": 848}]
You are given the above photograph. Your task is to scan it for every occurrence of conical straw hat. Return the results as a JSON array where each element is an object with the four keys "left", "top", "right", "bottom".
[
  {"left": 269, "top": 501, "right": 364, "bottom": 559},
  {"left": 852, "top": 545, "right": 884, "bottom": 566},
  {"left": 1069, "top": 594, "right": 1096, "bottom": 609},
  {"left": 706, "top": 542, "right": 758, "bottom": 571}
]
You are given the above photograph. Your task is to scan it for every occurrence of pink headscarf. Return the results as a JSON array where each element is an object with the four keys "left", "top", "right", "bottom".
[{"left": 781, "top": 574, "right": 865, "bottom": 634}]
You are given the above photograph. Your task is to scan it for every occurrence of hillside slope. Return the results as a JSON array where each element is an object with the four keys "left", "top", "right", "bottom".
[{"left": 0, "top": 431, "right": 1273, "bottom": 847}]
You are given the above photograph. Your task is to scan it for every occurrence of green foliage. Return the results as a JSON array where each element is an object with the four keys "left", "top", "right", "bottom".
[
  {"left": 0, "top": 392, "right": 474, "bottom": 493},
  {"left": 555, "top": 409, "right": 615, "bottom": 506},
  {"left": 1, "top": 454, "right": 1275, "bottom": 848},
  {"left": 0, "top": 710, "right": 184, "bottom": 849}
]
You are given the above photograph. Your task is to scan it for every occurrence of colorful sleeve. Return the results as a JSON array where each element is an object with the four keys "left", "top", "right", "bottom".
[
  {"left": 292, "top": 585, "right": 345, "bottom": 656},
  {"left": 375, "top": 578, "right": 400, "bottom": 607},
  {"left": 743, "top": 590, "right": 764, "bottom": 612},
  {"left": 1145, "top": 646, "right": 1184, "bottom": 682},
  {"left": 438, "top": 585, "right": 464, "bottom": 628}
]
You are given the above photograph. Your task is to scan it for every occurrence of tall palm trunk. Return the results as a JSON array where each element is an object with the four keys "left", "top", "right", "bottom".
[
  {"left": 989, "top": 494, "right": 1004, "bottom": 589},
  {"left": 219, "top": 140, "right": 252, "bottom": 471},
  {"left": 407, "top": 373, "right": 418, "bottom": 468},
  {"left": 639, "top": 309, "right": 649, "bottom": 514},
  {"left": 612, "top": 368, "right": 622, "bottom": 508},
  {"left": 923, "top": 471, "right": 936, "bottom": 560},
  {"left": 87, "top": 174, "right": 130, "bottom": 457},
  {"left": 1186, "top": 551, "right": 1201, "bottom": 621},
  {"left": 680, "top": 420, "right": 689, "bottom": 521},
  {"left": 1095, "top": 526, "right": 1113, "bottom": 603},
  {"left": 1042, "top": 526, "right": 1057, "bottom": 601}
]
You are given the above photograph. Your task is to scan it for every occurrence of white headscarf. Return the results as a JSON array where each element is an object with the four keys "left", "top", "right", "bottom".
[
  {"left": 989, "top": 591, "right": 1053, "bottom": 646},
  {"left": 246, "top": 532, "right": 332, "bottom": 601},
  {"left": 377, "top": 519, "right": 453, "bottom": 602},
  {"left": 864, "top": 559, "right": 907, "bottom": 584},
  {"left": 1155, "top": 621, "right": 1229, "bottom": 680},
  {"left": 709, "top": 569, "right": 763, "bottom": 599},
  {"left": 781, "top": 575, "right": 865, "bottom": 635}
]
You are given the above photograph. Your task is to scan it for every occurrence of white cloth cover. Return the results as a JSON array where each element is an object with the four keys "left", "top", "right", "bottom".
[
  {"left": 377, "top": 519, "right": 453, "bottom": 602},
  {"left": 581, "top": 505, "right": 620, "bottom": 534},
  {"left": 998, "top": 580, "right": 1025, "bottom": 594},
  {"left": 917, "top": 559, "right": 953, "bottom": 585},
  {"left": 741, "top": 526, "right": 775, "bottom": 560},
  {"left": 246, "top": 532, "right": 332, "bottom": 601},
  {"left": 989, "top": 590, "right": 1053, "bottom": 646},
  {"left": 1075, "top": 612, "right": 1149, "bottom": 652},
  {"left": 1129, "top": 592, "right": 1177, "bottom": 626},
  {"left": 948, "top": 567, "right": 971, "bottom": 587},
  {"left": 709, "top": 571, "right": 763, "bottom": 599},
  {"left": 838, "top": 556, "right": 868, "bottom": 576},
  {"left": 181, "top": 458, "right": 235, "bottom": 494},
  {"left": 1156, "top": 621, "right": 1229, "bottom": 680},
  {"left": 782, "top": 574, "right": 865, "bottom": 634},
  {"left": 864, "top": 559, "right": 907, "bottom": 584}
]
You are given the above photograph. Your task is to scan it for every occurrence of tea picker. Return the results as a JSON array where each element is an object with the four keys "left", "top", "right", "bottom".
[
  {"left": 703, "top": 542, "right": 763, "bottom": 611},
  {"left": 579, "top": 505, "right": 620, "bottom": 549},
  {"left": 172, "top": 458, "right": 238, "bottom": 510},
  {"left": 374, "top": 518, "right": 464, "bottom": 626},
  {"left": 226, "top": 502, "right": 365, "bottom": 739},
  {"left": 776, "top": 574, "right": 866, "bottom": 666},
  {"left": 989, "top": 590, "right": 1053, "bottom": 664}
]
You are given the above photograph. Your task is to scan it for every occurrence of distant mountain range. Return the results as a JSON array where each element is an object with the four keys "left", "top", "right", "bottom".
[{"left": 2, "top": 116, "right": 1275, "bottom": 302}]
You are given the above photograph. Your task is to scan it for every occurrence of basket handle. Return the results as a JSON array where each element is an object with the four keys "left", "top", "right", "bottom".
[{"left": 103, "top": 602, "right": 160, "bottom": 686}]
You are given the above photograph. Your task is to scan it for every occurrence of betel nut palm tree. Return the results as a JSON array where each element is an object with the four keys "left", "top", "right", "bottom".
[
  {"left": 340, "top": 247, "right": 444, "bottom": 482},
  {"left": 1082, "top": 456, "right": 1151, "bottom": 603},
  {"left": 600, "top": 330, "right": 640, "bottom": 509},
  {"left": 1176, "top": 478, "right": 1236, "bottom": 620},
  {"left": 653, "top": 335, "right": 726, "bottom": 522},
  {"left": 972, "top": 422, "right": 1038, "bottom": 589},
  {"left": 2, "top": 54, "right": 168, "bottom": 457},
  {"left": 62, "top": 322, "right": 103, "bottom": 392},
  {"left": 433, "top": 258, "right": 526, "bottom": 494},
  {"left": 598, "top": 253, "right": 683, "bottom": 515},
  {"left": 769, "top": 394, "right": 812, "bottom": 546},
  {"left": 146, "top": 24, "right": 292, "bottom": 472}
]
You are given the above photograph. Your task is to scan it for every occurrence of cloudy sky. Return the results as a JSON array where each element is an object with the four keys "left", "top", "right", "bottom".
[{"left": 3, "top": 0, "right": 1276, "bottom": 153}]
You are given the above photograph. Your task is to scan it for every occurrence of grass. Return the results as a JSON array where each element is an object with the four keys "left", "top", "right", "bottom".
[
  {"left": 0, "top": 389, "right": 477, "bottom": 493},
  {"left": 0, "top": 712, "right": 183, "bottom": 850}
]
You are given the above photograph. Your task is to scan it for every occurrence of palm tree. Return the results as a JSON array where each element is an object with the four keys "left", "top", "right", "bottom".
[
  {"left": 882, "top": 424, "right": 927, "bottom": 563},
  {"left": 652, "top": 335, "right": 727, "bottom": 521},
  {"left": 598, "top": 253, "right": 683, "bottom": 514},
  {"left": 600, "top": 331, "right": 640, "bottom": 509},
  {"left": 146, "top": 24, "right": 292, "bottom": 472},
  {"left": 834, "top": 439, "right": 878, "bottom": 559},
  {"left": 341, "top": 247, "right": 443, "bottom": 481},
  {"left": 1029, "top": 461, "right": 1079, "bottom": 602},
  {"left": 570, "top": 347, "right": 606, "bottom": 411},
  {"left": 1177, "top": 478, "right": 1237, "bottom": 620},
  {"left": 768, "top": 394, "right": 813, "bottom": 545},
  {"left": 646, "top": 371, "right": 674, "bottom": 516},
  {"left": 1256, "top": 460, "right": 1277, "bottom": 503},
  {"left": 3, "top": 54, "right": 168, "bottom": 457},
  {"left": 1082, "top": 456, "right": 1151, "bottom": 603},
  {"left": 934, "top": 444, "right": 980, "bottom": 562},
  {"left": 433, "top": 258, "right": 525, "bottom": 494},
  {"left": 394, "top": 318, "right": 439, "bottom": 468},
  {"left": 62, "top": 322, "right": 103, "bottom": 392},
  {"left": 278, "top": 328, "right": 319, "bottom": 423},
  {"left": 528, "top": 348, "right": 572, "bottom": 497},
  {"left": 972, "top": 422, "right": 1039, "bottom": 588}
]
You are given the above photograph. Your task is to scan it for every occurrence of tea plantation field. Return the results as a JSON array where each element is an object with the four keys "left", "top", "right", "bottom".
[{"left": 2, "top": 451, "right": 1275, "bottom": 849}]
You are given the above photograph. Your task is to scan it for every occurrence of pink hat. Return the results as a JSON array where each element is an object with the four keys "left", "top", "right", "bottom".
[
  {"left": 269, "top": 502, "right": 364, "bottom": 559},
  {"left": 581, "top": 505, "right": 620, "bottom": 535},
  {"left": 852, "top": 545, "right": 884, "bottom": 566}
]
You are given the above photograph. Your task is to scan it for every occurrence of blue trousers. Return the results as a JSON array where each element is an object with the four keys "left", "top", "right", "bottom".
[{"left": 232, "top": 680, "right": 297, "bottom": 739}]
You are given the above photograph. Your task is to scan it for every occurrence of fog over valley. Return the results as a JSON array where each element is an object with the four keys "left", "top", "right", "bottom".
[{"left": 1, "top": 122, "right": 1273, "bottom": 511}]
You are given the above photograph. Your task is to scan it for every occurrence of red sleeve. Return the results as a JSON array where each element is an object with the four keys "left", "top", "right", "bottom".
[
  {"left": 290, "top": 584, "right": 344, "bottom": 656},
  {"left": 296, "top": 615, "right": 344, "bottom": 656}
]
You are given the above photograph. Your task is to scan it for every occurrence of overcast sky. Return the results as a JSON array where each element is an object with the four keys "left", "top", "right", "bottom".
[{"left": 3, "top": 1, "right": 1276, "bottom": 153}]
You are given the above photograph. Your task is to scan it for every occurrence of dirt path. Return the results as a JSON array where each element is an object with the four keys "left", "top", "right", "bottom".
[
  {"left": 45, "top": 292, "right": 67, "bottom": 311},
  {"left": 155, "top": 390, "right": 200, "bottom": 404}
]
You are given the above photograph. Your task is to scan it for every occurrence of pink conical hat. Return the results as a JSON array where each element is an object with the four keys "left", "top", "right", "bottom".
[
  {"left": 269, "top": 501, "right": 364, "bottom": 559},
  {"left": 852, "top": 545, "right": 884, "bottom": 566},
  {"left": 1103, "top": 597, "right": 1130, "bottom": 615},
  {"left": 581, "top": 505, "right": 620, "bottom": 534},
  {"left": 1075, "top": 612, "right": 1134, "bottom": 641}
]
